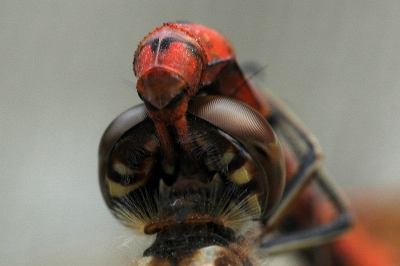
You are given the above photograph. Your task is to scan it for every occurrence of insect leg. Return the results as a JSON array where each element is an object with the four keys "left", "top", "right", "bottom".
[
  {"left": 261, "top": 169, "right": 352, "bottom": 254},
  {"left": 259, "top": 99, "right": 352, "bottom": 254}
]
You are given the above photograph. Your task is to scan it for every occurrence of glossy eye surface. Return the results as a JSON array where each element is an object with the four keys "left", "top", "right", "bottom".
[
  {"left": 98, "top": 96, "right": 286, "bottom": 265},
  {"left": 188, "top": 96, "right": 286, "bottom": 214},
  {"left": 99, "top": 99, "right": 284, "bottom": 232}
]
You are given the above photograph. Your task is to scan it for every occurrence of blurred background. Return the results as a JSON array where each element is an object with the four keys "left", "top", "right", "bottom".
[{"left": 1, "top": 1, "right": 399, "bottom": 265}]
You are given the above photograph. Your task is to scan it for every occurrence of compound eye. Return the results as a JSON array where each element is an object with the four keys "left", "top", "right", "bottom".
[
  {"left": 188, "top": 96, "right": 286, "bottom": 216},
  {"left": 104, "top": 128, "right": 160, "bottom": 199}
]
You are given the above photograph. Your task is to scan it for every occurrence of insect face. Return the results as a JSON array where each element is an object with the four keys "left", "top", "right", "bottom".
[{"left": 134, "top": 25, "right": 205, "bottom": 115}]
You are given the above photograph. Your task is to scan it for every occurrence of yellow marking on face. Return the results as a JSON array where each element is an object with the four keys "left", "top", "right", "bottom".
[
  {"left": 229, "top": 161, "right": 251, "bottom": 185},
  {"left": 204, "top": 147, "right": 236, "bottom": 171},
  {"left": 143, "top": 138, "right": 159, "bottom": 152},
  {"left": 221, "top": 150, "right": 235, "bottom": 165},
  {"left": 113, "top": 162, "right": 134, "bottom": 176},
  {"left": 105, "top": 176, "right": 145, "bottom": 198}
]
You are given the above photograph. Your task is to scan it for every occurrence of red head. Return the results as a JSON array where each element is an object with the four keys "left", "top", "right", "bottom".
[{"left": 134, "top": 23, "right": 207, "bottom": 122}]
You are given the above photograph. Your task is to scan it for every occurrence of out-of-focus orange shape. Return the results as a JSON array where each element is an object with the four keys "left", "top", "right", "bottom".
[{"left": 332, "top": 222, "right": 398, "bottom": 266}]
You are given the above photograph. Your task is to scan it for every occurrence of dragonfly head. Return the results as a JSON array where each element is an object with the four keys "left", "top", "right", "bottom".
[{"left": 134, "top": 24, "right": 206, "bottom": 120}]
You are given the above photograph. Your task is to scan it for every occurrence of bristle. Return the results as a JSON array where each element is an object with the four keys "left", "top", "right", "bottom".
[
  {"left": 113, "top": 184, "right": 261, "bottom": 234},
  {"left": 215, "top": 189, "right": 261, "bottom": 234},
  {"left": 113, "top": 190, "right": 161, "bottom": 233},
  {"left": 114, "top": 231, "right": 157, "bottom": 261},
  {"left": 111, "top": 184, "right": 266, "bottom": 265},
  {"left": 188, "top": 129, "right": 231, "bottom": 174}
]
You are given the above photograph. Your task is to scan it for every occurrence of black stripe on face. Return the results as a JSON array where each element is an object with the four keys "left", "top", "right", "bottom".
[
  {"left": 150, "top": 38, "right": 159, "bottom": 53},
  {"left": 139, "top": 34, "right": 202, "bottom": 63},
  {"left": 158, "top": 37, "right": 201, "bottom": 59},
  {"left": 184, "top": 41, "right": 200, "bottom": 58},
  {"left": 137, "top": 38, "right": 160, "bottom": 55},
  {"left": 159, "top": 37, "right": 175, "bottom": 51}
]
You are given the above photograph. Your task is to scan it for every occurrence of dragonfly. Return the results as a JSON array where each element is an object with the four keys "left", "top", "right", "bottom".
[{"left": 98, "top": 22, "right": 395, "bottom": 265}]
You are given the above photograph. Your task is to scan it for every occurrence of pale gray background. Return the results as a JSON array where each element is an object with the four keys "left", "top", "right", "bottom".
[{"left": 1, "top": 1, "right": 399, "bottom": 265}]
